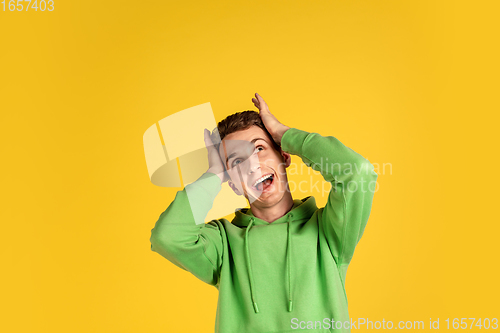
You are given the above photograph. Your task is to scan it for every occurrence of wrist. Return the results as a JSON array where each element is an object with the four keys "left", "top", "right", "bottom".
[
  {"left": 275, "top": 125, "right": 291, "bottom": 145},
  {"left": 206, "top": 168, "right": 224, "bottom": 183}
]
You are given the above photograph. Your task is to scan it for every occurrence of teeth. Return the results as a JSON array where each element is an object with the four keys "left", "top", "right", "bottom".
[{"left": 253, "top": 174, "right": 273, "bottom": 187}]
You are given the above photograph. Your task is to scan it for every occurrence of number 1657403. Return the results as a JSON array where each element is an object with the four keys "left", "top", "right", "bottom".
[{"left": 2, "top": 0, "right": 54, "bottom": 11}]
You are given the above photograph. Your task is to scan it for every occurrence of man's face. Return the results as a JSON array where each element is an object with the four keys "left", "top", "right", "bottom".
[{"left": 218, "top": 126, "right": 291, "bottom": 208}]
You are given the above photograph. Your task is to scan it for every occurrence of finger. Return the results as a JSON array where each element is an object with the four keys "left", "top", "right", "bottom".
[
  {"left": 204, "top": 129, "right": 213, "bottom": 148},
  {"left": 255, "top": 93, "right": 270, "bottom": 113},
  {"left": 252, "top": 98, "right": 260, "bottom": 109},
  {"left": 255, "top": 93, "right": 266, "bottom": 107}
]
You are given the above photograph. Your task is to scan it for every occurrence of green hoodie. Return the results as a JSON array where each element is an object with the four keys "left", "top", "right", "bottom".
[{"left": 150, "top": 128, "right": 378, "bottom": 333}]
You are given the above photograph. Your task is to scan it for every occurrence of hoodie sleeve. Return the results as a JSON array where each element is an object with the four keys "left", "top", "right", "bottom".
[
  {"left": 149, "top": 172, "right": 224, "bottom": 286},
  {"left": 281, "top": 128, "right": 378, "bottom": 269}
]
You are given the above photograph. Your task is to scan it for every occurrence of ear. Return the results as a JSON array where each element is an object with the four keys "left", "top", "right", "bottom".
[
  {"left": 281, "top": 150, "right": 292, "bottom": 168},
  {"left": 228, "top": 180, "right": 242, "bottom": 196}
]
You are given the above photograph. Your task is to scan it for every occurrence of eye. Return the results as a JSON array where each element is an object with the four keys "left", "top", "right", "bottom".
[
  {"left": 255, "top": 145, "right": 264, "bottom": 153},
  {"left": 232, "top": 158, "right": 242, "bottom": 167}
]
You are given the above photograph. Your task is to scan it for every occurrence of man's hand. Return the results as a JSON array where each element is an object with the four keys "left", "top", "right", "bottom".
[
  {"left": 204, "top": 128, "right": 229, "bottom": 183},
  {"left": 252, "top": 93, "right": 290, "bottom": 146}
]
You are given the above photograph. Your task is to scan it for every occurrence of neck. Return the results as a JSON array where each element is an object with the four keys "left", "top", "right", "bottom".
[{"left": 249, "top": 192, "right": 294, "bottom": 223}]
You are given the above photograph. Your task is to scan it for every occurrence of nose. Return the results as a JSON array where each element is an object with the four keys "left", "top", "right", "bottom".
[
  {"left": 249, "top": 163, "right": 260, "bottom": 174},
  {"left": 248, "top": 154, "right": 261, "bottom": 174}
]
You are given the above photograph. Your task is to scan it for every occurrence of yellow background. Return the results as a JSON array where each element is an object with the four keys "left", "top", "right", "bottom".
[{"left": 1, "top": 0, "right": 499, "bottom": 332}]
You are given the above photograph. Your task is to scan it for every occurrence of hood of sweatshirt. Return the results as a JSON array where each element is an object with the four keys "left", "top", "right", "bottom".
[{"left": 231, "top": 196, "right": 318, "bottom": 313}]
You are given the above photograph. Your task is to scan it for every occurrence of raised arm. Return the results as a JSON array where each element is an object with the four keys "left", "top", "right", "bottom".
[
  {"left": 149, "top": 130, "right": 227, "bottom": 286},
  {"left": 252, "top": 93, "right": 377, "bottom": 276},
  {"left": 281, "top": 128, "right": 377, "bottom": 268}
]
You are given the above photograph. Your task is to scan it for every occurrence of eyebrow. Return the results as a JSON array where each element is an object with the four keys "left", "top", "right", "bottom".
[{"left": 225, "top": 137, "right": 268, "bottom": 166}]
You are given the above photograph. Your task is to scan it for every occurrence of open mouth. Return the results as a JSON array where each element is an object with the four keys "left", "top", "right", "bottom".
[{"left": 252, "top": 173, "right": 275, "bottom": 192}]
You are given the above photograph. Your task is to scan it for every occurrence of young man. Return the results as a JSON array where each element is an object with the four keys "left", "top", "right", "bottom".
[{"left": 150, "top": 94, "right": 378, "bottom": 333}]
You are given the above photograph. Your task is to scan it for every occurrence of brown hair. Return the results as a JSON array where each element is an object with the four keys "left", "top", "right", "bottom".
[{"left": 212, "top": 110, "right": 281, "bottom": 151}]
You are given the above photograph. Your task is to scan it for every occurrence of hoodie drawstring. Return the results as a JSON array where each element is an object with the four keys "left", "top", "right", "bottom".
[
  {"left": 245, "top": 214, "right": 294, "bottom": 314},
  {"left": 287, "top": 213, "right": 293, "bottom": 312},
  {"left": 245, "top": 217, "right": 259, "bottom": 313}
]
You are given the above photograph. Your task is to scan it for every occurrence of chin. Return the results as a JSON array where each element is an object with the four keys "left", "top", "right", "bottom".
[{"left": 251, "top": 186, "right": 286, "bottom": 207}]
